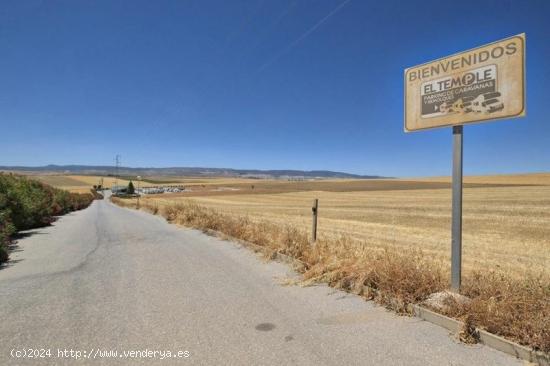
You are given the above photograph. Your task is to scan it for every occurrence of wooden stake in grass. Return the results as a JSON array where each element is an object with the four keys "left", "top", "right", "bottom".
[{"left": 312, "top": 198, "right": 318, "bottom": 244}]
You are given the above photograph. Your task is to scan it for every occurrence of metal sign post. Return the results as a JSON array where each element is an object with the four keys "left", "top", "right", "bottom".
[
  {"left": 404, "top": 34, "right": 525, "bottom": 292},
  {"left": 451, "top": 126, "right": 463, "bottom": 291},
  {"left": 312, "top": 199, "right": 319, "bottom": 243}
]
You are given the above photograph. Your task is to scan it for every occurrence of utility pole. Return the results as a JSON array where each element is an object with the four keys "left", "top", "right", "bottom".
[{"left": 115, "top": 154, "right": 121, "bottom": 194}]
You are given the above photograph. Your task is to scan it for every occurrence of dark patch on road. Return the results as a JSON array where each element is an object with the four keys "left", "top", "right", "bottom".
[
  {"left": 255, "top": 323, "right": 275, "bottom": 331},
  {"left": 284, "top": 335, "right": 294, "bottom": 342}
]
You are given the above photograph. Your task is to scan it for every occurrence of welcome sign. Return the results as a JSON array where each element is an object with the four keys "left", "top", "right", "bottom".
[{"left": 404, "top": 34, "right": 525, "bottom": 131}]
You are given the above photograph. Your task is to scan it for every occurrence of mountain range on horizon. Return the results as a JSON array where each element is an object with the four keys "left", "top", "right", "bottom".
[{"left": 0, "top": 164, "right": 387, "bottom": 179}]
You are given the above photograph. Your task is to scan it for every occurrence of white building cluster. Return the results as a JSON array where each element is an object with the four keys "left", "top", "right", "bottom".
[{"left": 138, "top": 186, "right": 185, "bottom": 195}]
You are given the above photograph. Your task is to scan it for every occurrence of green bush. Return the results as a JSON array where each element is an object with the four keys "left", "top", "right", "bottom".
[
  {"left": 0, "top": 173, "right": 95, "bottom": 264},
  {"left": 0, "top": 174, "right": 48, "bottom": 229},
  {"left": 0, "top": 204, "right": 14, "bottom": 263}
]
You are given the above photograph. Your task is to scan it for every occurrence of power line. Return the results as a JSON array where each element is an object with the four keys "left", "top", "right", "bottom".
[{"left": 115, "top": 154, "right": 121, "bottom": 192}]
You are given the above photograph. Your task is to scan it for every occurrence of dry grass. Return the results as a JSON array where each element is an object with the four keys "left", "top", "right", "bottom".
[
  {"left": 145, "top": 185, "right": 550, "bottom": 278},
  {"left": 444, "top": 271, "right": 549, "bottom": 353},
  {"left": 111, "top": 196, "right": 550, "bottom": 352}
]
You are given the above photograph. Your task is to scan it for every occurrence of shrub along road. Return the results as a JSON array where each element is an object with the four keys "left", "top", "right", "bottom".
[{"left": 0, "top": 197, "right": 521, "bottom": 365}]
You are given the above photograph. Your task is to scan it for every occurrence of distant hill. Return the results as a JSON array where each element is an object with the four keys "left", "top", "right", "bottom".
[{"left": 0, "top": 165, "right": 387, "bottom": 179}]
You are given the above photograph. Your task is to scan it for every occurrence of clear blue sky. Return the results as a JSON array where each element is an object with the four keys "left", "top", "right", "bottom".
[{"left": 1, "top": 0, "right": 549, "bottom": 177}]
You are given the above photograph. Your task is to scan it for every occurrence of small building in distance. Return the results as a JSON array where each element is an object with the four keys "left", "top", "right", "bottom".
[{"left": 111, "top": 185, "right": 128, "bottom": 195}]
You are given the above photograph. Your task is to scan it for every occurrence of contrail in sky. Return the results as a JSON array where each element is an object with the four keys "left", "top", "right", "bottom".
[{"left": 257, "top": 0, "right": 353, "bottom": 73}]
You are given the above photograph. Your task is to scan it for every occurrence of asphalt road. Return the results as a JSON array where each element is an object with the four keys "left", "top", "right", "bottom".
[{"left": 0, "top": 198, "right": 521, "bottom": 365}]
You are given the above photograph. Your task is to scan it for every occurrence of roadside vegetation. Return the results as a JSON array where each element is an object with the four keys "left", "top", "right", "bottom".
[
  {"left": 0, "top": 173, "right": 95, "bottom": 263},
  {"left": 112, "top": 196, "right": 549, "bottom": 353}
]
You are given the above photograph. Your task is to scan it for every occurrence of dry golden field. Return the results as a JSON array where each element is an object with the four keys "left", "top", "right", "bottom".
[
  {"left": 28, "top": 175, "right": 127, "bottom": 193},
  {"left": 30, "top": 172, "right": 535, "bottom": 194},
  {"left": 141, "top": 174, "right": 550, "bottom": 278},
  {"left": 22, "top": 172, "right": 550, "bottom": 276},
  {"left": 28, "top": 174, "right": 261, "bottom": 192},
  {"left": 411, "top": 172, "right": 550, "bottom": 185}
]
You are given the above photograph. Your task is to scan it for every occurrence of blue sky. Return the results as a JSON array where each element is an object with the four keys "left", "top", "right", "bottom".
[{"left": 0, "top": 0, "right": 549, "bottom": 177}]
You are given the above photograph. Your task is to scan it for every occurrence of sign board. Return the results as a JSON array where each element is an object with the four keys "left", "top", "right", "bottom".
[{"left": 404, "top": 34, "right": 525, "bottom": 132}]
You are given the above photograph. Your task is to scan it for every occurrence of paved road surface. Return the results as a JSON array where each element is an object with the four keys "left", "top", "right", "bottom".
[{"left": 0, "top": 198, "right": 521, "bottom": 365}]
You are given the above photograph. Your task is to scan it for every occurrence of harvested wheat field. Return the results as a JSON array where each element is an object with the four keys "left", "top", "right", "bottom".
[
  {"left": 143, "top": 175, "right": 550, "bottom": 278},
  {"left": 30, "top": 175, "right": 127, "bottom": 192},
  {"left": 28, "top": 174, "right": 262, "bottom": 192},
  {"left": 31, "top": 174, "right": 170, "bottom": 192},
  {"left": 411, "top": 172, "right": 550, "bottom": 185}
]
